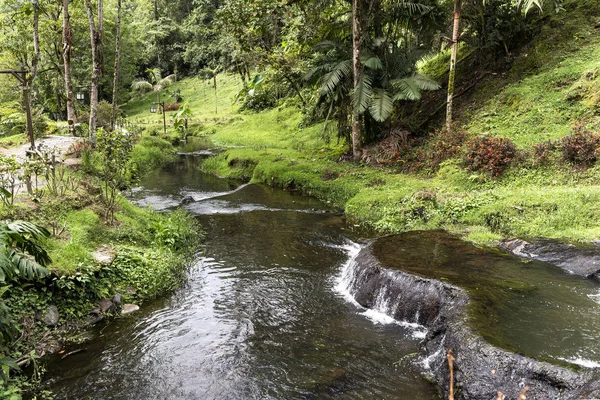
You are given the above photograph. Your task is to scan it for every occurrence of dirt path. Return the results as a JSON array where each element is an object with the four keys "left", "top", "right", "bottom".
[{"left": 0, "top": 136, "right": 80, "bottom": 162}]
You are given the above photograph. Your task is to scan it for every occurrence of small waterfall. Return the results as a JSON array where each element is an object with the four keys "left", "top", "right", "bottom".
[{"left": 334, "top": 242, "right": 428, "bottom": 338}]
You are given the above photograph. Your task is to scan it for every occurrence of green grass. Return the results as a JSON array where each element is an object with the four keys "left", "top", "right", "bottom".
[
  {"left": 125, "top": 2, "right": 600, "bottom": 246},
  {"left": 462, "top": 1, "right": 600, "bottom": 147},
  {"left": 0, "top": 133, "right": 27, "bottom": 147},
  {"left": 123, "top": 75, "right": 245, "bottom": 136}
]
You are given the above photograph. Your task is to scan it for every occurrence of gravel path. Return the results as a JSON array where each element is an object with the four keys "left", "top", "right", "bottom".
[{"left": 0, "top": 136, "right": 80, "bottom": 162}]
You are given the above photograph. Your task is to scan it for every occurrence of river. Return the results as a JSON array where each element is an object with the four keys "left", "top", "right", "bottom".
[
  {"left": 45, "top": 139, "right": 600, "bottom": 398},
  {"left": 45, "top": 141, "right": 438, "bottom": 399}
]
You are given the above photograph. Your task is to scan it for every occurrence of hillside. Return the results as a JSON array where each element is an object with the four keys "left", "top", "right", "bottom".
[{"left": 122, "top": 1, "right": 600, "bottom": 245}]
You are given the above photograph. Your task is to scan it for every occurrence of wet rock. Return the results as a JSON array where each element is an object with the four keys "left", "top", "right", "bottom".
[
  {"left": 38, "top": 305, "right": 60, "bottom": 327},
  {"left": 86, "top": 309, "right": 104, "bottom": 325},
  {"left": 113, "top": 293, "right": 122, "bottom": 308},
  {"left": 347, "top": 239, "right": 593, "bottom": 400},
  {"left": 500, "top": 238, "right": 600, "bottom": 278},
  {"left": 121, "top": 304, "right": 140, "bottom": 315},
  {"left": 92, "top": 245, "right": 116, "bottom": 265},
  {"left": 99, "top": 299, "right": 114, "bottom": 313},
  {"left": 180, "top": 196, "right": 195, "bottom": 205}
]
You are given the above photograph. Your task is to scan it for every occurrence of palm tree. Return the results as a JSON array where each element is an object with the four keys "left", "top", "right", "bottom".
[
  {"left": 131, "top": 68, "right": 177, "bottom": 93},
  {"left": 0, "top": 221, "right": 50, "bottom": 282},
  {"left": 306, "top": 41, "right": 439, "bottom": 149}
]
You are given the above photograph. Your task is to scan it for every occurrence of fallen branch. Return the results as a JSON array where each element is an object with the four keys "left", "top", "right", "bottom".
[
  {"left": 61, "top": 348, "right": 86, "bottom": 360},
  {"left": 447, "top": 348, "right": 455, "bottom": 400}
]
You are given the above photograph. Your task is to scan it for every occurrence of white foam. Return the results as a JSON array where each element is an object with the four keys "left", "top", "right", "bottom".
[
  {"left": 333, "top": 242, "right": 428, "bottom": 340},
  {"left": 558, "top": 357, "right": 600, "bottom": 368}
]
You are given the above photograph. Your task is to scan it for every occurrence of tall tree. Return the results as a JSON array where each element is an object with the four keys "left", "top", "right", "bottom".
[
  {"left": 445, "top": 0, "right": 461, "bottom": 131},
  {"left": 85, "top": 0, "right": 103, "bottom": 145},
  {"left": 110, "top": 0, "right": 122, "bottom": 130},
  {"left": 351, "top": 0, "right": 363, "bottom": 161},
  {"left": 62, "top": 0, "right": 76, "bottom": 134}
]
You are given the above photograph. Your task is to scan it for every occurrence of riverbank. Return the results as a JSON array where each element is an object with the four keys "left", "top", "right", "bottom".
[
  {"left": 0, "top": 135, "right": 202, "bottom": 398},
  {"left": 119, "top": 0, "right": 600, "bottom": 246}
]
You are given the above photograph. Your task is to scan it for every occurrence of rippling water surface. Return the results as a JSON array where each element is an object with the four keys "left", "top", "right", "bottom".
[
  {"left": 46, "top": 139, "right": 600, "bottom": 398},
  {"left": 46, "top": 143, "right": 436, "bottom": 399}
]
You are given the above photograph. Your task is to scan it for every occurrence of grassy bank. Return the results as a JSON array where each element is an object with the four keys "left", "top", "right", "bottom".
[
  {"left": 120, "top": 1, "right": 600, "bottom": 246},
  {"left": 0, "top": 136, "right": 200, "bottom": 398}
]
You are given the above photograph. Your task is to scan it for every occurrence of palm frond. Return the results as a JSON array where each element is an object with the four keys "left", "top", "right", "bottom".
[
  {"left": 388, "top": 0, "right": 432, "bottom": 17},
  {"left": 158, "top": 74, "right": 177, "bottom": 87},
  {"left": 131, "top": 80, "right": 153, "bottom": 92},
  {"left": 391, "top": 77, "right": 424, "bottom": 101},
  {"left": 353, "top": 73, "right": 373, "bottom": 115},
  {"left": 413, "top": 74, "right": 441, "bottom": 91},
  {"left": 319, "top": 60, "right": 352, "bottom": 97},
  {"left": 369, "top": 88, "right": 394, "bottom": 122},
  {"left": 363, "top": 56, "right": 383, "bottom": 70},
  {"left": 147, "top": 67, "right": 163, "bottom": 84}
]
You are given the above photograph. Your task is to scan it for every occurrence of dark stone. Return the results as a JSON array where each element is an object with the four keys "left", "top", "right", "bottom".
[
  {"left": 37, "top": 305, "right": 60, "bottom": 327},
  {"left": 348, "top": 240, "right": 593, "bottom": 400},
  {"left": 98, "top": 299, "right": 114, "bottom": 313},
  {"left": 113, "top": 293, "right": 122, "bottom": 308},
  {"left": 86, "top": 309, "right": 104, "bottom": 325},
  {"left": 180, "top": 196, "right": 195, "bottom": 205},
  {"left": 500, "top": 238, "right": 600, "bottom": 278}
]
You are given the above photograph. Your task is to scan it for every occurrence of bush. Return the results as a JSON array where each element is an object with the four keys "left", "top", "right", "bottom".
[
  {"left": 559, "top": 123, "right": 600, "bottom": 168},
  {"left": 97, "top": 100, "right": 120, "bottom": 130},
  {"left": 128, "top": 136, "right": 177, "bottom": 179},
  {"left": 463, "top": 136, "right": 516, "bottom": 177},
  {"left": 532, "top": 140, "right": 558, "bottom": 165},
  {"left": 412, "top": 126, "right": 471, "bottom": 172},
  {"left": 241, "top": 89, "right": 277, "bottom": 112}
]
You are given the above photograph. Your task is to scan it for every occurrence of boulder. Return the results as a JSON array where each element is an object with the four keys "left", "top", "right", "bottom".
[
  {"left": 180, "top": 196, "right": 195, "bottom": 205},
  {"left": 98, "top": 299, "right": 114, "bottom": 313},
  {"left": 344, "top": 236, "right": 594, "bottom": 399},
  {"left": 112, "top": 293, "right": 122, "bottom": 308},
  {"left": 500, "top": 238, "right": 600, "bottom": 278},
  {"left": 121, "top": 304, "right": 140, "bottom": 315},
  {"left": 92, "top": 246, "right": 117, "bottom": 265},
  {"left": 38, "top": 305, "right": 60, "bottom": 327}
]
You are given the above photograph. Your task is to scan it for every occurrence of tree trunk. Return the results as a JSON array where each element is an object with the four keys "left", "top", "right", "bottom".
[
  {"left": 86, "top": 0, "right": 103, "bottom": 145},
  {"left": 62, "top": 0, "right": 76, "bottom": 135},
  {"left": 213, "top": 74, "right": 218, "bottom": 115},
  {"left": 24, "top": 2, "right": 41, "bottom": 150},
  {"left": 351, "top": 0, "right": 363, "bottom": 161},
  {"left": 111, "top": 0, "right": 122, "bottom": 130},
  {"left": 446, "top": 0, "right": 461, "bottom": 131}
]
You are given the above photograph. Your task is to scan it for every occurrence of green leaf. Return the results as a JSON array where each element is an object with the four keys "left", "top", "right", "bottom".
[
  {"left": 369, "top": 89, "right": 394, "bottom": 122},
  {"left": 353, "top": 74, "right": 373, "bottom": 115},
  {"left": 363, "top": 56, "right": 383, "bottom": 70}
]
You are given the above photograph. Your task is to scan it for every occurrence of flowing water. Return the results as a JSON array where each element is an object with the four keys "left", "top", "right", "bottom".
[
  {"left": 45, "top": 139, "right": 600, "bottom": 398},
  {"left": 45, "top": 141, "right": 437, "bottom": 399}
]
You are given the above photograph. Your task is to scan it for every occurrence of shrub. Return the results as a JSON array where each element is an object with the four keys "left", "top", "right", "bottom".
[
  {"left": 241, "top": 89, "right": 277, "bottom": 112},
  {"left": 128, "top": 136, "right": 177, "bottom": 178},
  {"left": 463, "top": 136, "right": 516, "bottom": 178},
  {"left": 532, "top": 140, "right": 558, "bottom": 165},
  {"left": 559, "top": 123, "right": 600, "bottom": 168},
  {"left": 412, "top": 126, "right": 471, "bottom": 172},
  {"left": 97, "top": 100, "right": 120, "bottom": 130}
]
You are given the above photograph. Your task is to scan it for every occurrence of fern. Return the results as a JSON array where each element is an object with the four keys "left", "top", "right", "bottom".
[{"left": 0, "top": 221, "right": 50, "bottom": 282}]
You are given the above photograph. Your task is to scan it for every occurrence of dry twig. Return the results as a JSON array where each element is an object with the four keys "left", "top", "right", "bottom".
[
  {"left": 517, "top": 386, "right": 530, "bottom": 400},
  {"left": 447, "top": 348, "right": 455, "bottom": 400}
]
